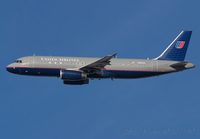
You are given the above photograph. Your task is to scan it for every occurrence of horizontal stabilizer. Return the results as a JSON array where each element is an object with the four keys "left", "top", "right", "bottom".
[{"left": 170, "top": 61, "right": 189, "bottom": 67}]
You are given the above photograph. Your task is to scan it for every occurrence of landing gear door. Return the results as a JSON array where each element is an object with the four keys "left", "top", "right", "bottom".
[{"left": 28, "top": 57, "right": 34, "bottom": 67}]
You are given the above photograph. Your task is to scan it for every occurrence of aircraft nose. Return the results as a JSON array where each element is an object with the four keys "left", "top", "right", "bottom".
[
  {"left": 6, "top": 63, "right": 21, "bottom": 74},
  {"left": 6, "top": 64, "right": 12, "bottom": 73},
  {"left": 6, "top": 64, "right": 16, "bottom": 73}
]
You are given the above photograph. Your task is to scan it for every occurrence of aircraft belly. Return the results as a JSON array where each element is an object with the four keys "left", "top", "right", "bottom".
[
  {"left": 101, "top": 64, "right": 167, "bottom": 78},
  {"left": 107, "top": 70, "right": 165, "bottom": 79},
  {"left": 19, "top": 67, "right": 60, "bottom": 77}
]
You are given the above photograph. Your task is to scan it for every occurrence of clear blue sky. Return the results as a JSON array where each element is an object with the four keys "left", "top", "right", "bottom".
[{"left": 1, "top": 0, "right": 199, "bottom": 139}]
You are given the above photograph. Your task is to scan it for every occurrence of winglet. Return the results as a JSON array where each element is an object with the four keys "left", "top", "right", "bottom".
[{"left": 112, "top": 53, "right": 117, "bottom": 58}]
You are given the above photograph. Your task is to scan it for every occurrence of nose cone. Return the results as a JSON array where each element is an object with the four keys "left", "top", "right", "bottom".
[
  {"left": 6, "top": 63, "right": 19, "bottom": 74},
  {"left": 6, "top": 64, "right": 13, "bottom": 73}
]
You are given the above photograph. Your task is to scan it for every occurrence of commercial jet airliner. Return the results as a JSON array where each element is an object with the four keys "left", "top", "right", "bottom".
[{"left": 6, "top": 31, "right": 195, "bottom": 85}]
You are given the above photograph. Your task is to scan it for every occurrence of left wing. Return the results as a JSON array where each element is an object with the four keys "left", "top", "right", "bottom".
[{"left": 80, "top": 53, "right": 117, "bottom": 73}]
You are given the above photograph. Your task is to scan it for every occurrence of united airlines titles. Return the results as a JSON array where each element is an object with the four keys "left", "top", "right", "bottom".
[{"left": 41, "top": 57, "right": 80, "bottom": 62}]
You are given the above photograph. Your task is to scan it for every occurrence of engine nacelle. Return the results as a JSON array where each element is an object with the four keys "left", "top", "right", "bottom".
[{"left": 60, "top": 70, "right": 87, "bottom": 80}]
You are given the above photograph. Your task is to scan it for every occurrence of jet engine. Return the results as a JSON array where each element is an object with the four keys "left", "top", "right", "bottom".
[
  {"left": 60, "top": 70, "right": 87, "bottom": 80},
  {"left": 60, "top": 70, "right": 89, "bottom": 85}
]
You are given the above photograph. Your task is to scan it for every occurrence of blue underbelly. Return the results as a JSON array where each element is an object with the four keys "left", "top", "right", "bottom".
[
  {"left": 9, "top": 67, "right": 167, "bottom": 79},
  {"left": 107, "top": 70, "right": 166, "bottom": 78}
]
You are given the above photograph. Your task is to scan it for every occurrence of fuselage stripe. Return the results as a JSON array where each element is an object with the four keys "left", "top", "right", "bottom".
[{"left": 6, "top": 66, "right": 165, "bottom": 73}]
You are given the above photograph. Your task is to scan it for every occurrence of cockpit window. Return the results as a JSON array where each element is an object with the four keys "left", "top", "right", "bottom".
[{"left": 14, "top": 60, "right": 22, "bottom": 63}]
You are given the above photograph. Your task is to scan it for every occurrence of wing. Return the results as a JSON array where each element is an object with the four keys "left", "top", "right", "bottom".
[{"left": 79, "top": 53, "right": 117, "bottom": 73}]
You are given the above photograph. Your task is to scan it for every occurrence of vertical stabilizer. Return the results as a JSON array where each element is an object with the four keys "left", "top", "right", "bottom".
[{"left": 156, "top": 31, "right": 192, "bottom": 61}]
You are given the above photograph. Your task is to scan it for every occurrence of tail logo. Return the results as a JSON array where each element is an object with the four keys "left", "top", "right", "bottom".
[{"left": 175, "top": 41, "right": 185, "bottom": 49}]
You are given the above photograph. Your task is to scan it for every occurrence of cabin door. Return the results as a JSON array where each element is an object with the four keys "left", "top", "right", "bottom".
[
  {"left": 152, "top": 61, "right": 158, "bottom": 71},
  {"left": 28, "top": 57, "right": 34, "bottom": 67}
]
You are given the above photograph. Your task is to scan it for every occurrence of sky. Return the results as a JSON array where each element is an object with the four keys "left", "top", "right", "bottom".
[{"left": 0, "top": 0, "right": 199, "bottom": 139}]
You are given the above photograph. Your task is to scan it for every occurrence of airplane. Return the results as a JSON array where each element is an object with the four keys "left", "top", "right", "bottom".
[{"left": 6, "top": 31, "right": 195, "bottom": 85}]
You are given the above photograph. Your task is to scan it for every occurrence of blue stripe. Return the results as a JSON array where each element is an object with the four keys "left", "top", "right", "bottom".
[{"left": 7, "top": 67, "right": 168, "bottom": 79}]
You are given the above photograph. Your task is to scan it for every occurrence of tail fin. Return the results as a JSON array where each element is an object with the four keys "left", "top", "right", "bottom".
[{"left": 155, "top": 31, "right": 192, "bottom": 61}]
